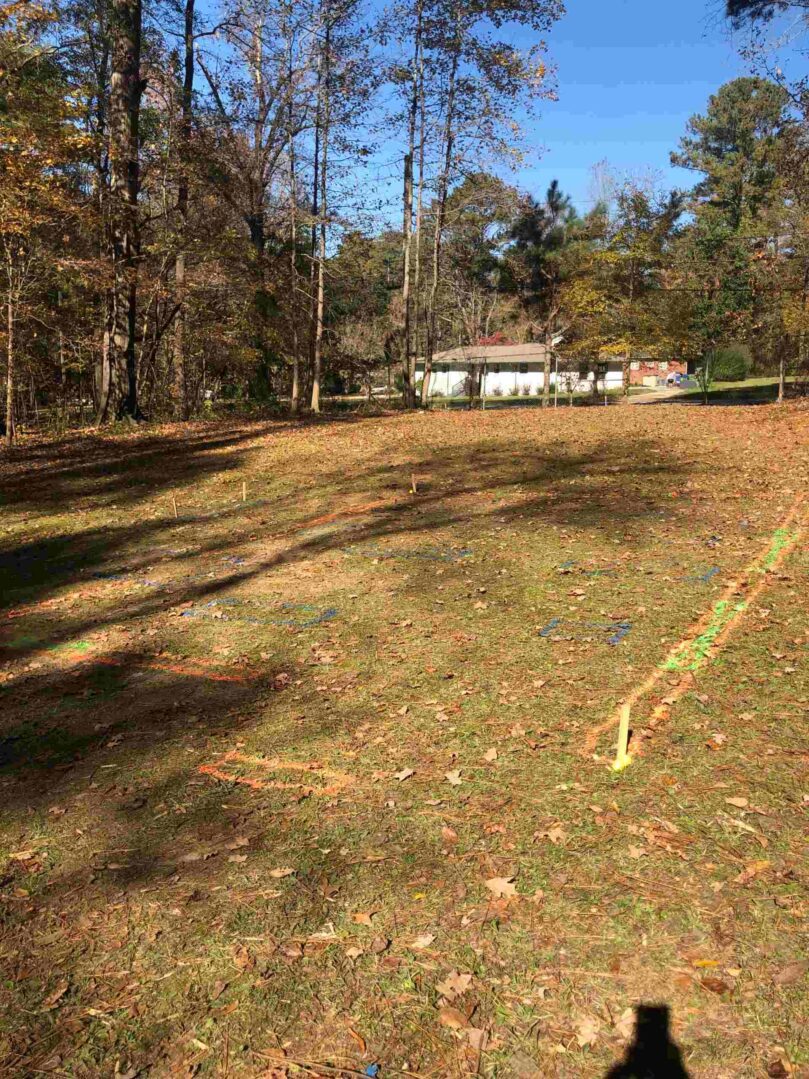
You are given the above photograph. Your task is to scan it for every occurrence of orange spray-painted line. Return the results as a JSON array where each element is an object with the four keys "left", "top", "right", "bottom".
[
  {"left": 52, "top": 647, "right": 257, "bottom": 683},
  {"left": 300, "top": 498, "right": 397, "bottom": 531},
  {"left": 583, "top": 493, "right": 808, "bottom": 758},
  {"left": 199, "top": 750, "right": 354, "bottom": 796}
]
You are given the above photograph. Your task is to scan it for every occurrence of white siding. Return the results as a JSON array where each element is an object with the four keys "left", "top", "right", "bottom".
[{"left": 417, "top": 362, "right": 622, "bottom": 398}]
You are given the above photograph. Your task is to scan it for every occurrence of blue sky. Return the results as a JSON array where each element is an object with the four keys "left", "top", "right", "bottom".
[{"left": 520, "top": 0, "right": 746, "bottom": 211}]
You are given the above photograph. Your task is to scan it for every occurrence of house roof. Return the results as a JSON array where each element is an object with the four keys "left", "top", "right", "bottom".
[{"left": 429, "top": 342, "right": 551, "bottom": 365}]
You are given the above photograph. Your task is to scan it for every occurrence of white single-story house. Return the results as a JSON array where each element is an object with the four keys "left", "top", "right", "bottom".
[{"left": 415, "top": 343, "right": 624, "bottom": 398}]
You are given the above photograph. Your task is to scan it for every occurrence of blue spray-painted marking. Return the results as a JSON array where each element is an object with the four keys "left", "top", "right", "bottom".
[
  {"left": 181, "top": 599, "right": 338, "bottom": 628},
  {"left": 556, "top": 560, "right": 617, "bottom": 577},
  {"left": 683, "top": 565, "right": 720, "bottom": 584},
  {"left": 343, "top": 544, "right": 472, "bottom": 563},
  {"left": 540, "top": 618, "right": 632, "bottom": 645}
]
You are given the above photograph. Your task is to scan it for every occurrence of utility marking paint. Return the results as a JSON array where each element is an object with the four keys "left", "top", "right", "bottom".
[
  {"left": 540, "top": 618, "right": 632, "bottom": 645},
  {"left": 583, "top": 494, "right": 807, "bottom": 760},
  {"left": 199, "top": 751, "right": 354, "bottom": 796}
]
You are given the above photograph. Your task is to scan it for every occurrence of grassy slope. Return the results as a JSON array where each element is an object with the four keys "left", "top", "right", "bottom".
[{"left": 0, "top": 404, "right": 808, "bottom": 1077}]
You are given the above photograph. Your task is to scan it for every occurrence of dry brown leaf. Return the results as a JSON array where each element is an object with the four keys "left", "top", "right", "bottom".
[
  {"left": 351, "top": 911, "right": 375, "bottom": 926},
  {"left": 485, "top": 876, "right": 517, "bottom": 899},
  {"left": 233, "top": 945, "right": 255, "bottom": 971},
  {"left": 344, "top": 946, "right": 364, "bottom": 960},
  {"left": 467, "top": 1027, "right": 488, "bottom": 1051},
  {"left": 483, "top": 747, "right": 498, "bottom": 762},
  {"left": 614, "top": 1008, "right": 635, "bottom": 1040},
  {"left": 269, "top": 866, "right": 295, "bottom": 879},
  {"left": 725, "top": 797, "right": 749, "bottom": 809},
  {"left": 438, "top": 1005, "right": 468, "bottom": 1030},
  {"left": 42, "top": 980, "right": 69, "bottom": 1010},
  {"left": 575, "top": 1015, "right": 600, "bottom": 1047},
  {"left": 773, "top": 960, "right": 808, "bottom": 986},
  {"left": 436, "top": 970, "right": 473, "bottom": 1000},
  {"left": 394, "top": 768, "right": 414, "bottom": 782},
  {"left": 368, "top": 935, "right": 390, "bottom": 954},
  {"left": 410, "top": 933, "right": 436, "bottom": 950},
  {"left": 735, "top": 860, "right": 770, "bottom": 884},
  {"left": 700, "top": 976, "right": 731, "bottom": 994},
  {"left": 445, "top": 770, "right": 462, "bottom": 786},
  {"left": 441, "top": 826, "right": 459, "bottom": 844}
]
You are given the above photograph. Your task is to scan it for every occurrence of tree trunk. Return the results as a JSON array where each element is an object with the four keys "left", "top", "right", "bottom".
[
  {"left": 109, "top": 0, "right": 143, "bottom": 420},
  {"left": 5, "top": 293, "right": 14, "bottom": 446},
  {"left": 400, "top": 149, "right": 414, "bottom": 407},
  {"left": 287, "top": 25, "right": 300, "bottom": 417},
  {"left": 542, "top": 329, "right": 552, "bottom": 408},
  {"left": 424, "top": 32, "right": 459, "bottom": 411},
  {"left": 311, "top": 22, "right": 330, "bottom": 415},
  {"left": 172, "top": 0, "right": 194, "bottom": 420},
  {"left": 96, "top": 293, "right": 114, "bottom": 421},
  {"left": 400, "top": 0, "right": 422, "bottom": 409},
  {"left": 623, "top": 350, "right": 631, "bottom": 397},
  {"left": 414, "top": 51, "right": 428, "bottom": 405},
  {"left": 308, "top": 44, "right": 322, "bottom": 407}
]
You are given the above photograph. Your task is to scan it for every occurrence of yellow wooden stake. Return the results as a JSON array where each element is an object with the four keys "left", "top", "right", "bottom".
[
  {"left": 242, "top": 480, "right": 247, "bottom": 502},
  {"left": 612, "top": 703, "right": 632, "bottom": 772}
]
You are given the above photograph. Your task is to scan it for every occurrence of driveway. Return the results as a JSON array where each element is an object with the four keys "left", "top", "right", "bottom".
[{"left": 624, "top": 386, "right": 689, "bottom": 405}]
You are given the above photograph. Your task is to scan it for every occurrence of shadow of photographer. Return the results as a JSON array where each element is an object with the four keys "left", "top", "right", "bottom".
[{"left": 606, "top": 1005, "right": 690, "bottom": 1078}]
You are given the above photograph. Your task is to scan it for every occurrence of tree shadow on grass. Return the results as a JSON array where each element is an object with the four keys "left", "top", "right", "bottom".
[{"left": 0, "top": 422, "right": 696, "bottom": 1071}]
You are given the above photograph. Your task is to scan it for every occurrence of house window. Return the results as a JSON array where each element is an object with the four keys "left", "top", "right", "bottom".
[
  {"left": 660, "top": 360, "right": 668, "bottom": 371},
  {"left": 630, "top": 361, "right": 640, "bottom": 370},
  {"left": 518, "top": 363, "right": 528, "bottom": 374},
  {"left": 492, "top": 364, "right": 501, "bottom": 373}
]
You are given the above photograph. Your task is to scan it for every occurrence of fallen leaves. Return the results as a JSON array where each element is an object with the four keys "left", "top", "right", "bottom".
[
  {"left": 575, "top": 1015, "right": 600, "bottom": 1048},
  {"left": 536, "top": 824, "right": 567, "bottom": 846},
  {"left": 409, "top": 933, "right": 436, "bottom": 950},
  {"left": 485, "top": 876, "right": 517, "bottom": 899},
  {"left": 438, "top": 1005, "right": 468, "bottom": 1030},
  {"left": 269, "top": 866, "right": 296, "bottom": 879},
  {"left": 482, "top": 747, "right": 498, "bottom": 762},
  {"left": 351, "top": 911, "right": 375, "bottom": 926},
  {"left": 773, "top": 960, "right": 808, "bottom": 986},
  {"left": 42, "top": 980, "right": 69, "bottom": 1010},
  {"left": 444, "top": 770, "right": 462, "bottom": 786},
  {"left": 394, "top": 768, "right": 414, "bottom": 782},
  {"left": 435, "top": 970, "right": 472, "bottom": 1001},
  {"left": 700, "top": 976, "right": 731, "bottom": 995}
]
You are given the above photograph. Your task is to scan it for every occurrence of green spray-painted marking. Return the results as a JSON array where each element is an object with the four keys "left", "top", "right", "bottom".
[
  {"left": 662, "top": 523, "right": 801, "bottom": 675},
  {"left": 663, "top": 599, "right": 747, "bottom": 673},
  {"left": 2, "top": 637, "right": 93, "bottom": 653},
  {"left": 761, "top": 527, "right": 797, "bottom": 571}
]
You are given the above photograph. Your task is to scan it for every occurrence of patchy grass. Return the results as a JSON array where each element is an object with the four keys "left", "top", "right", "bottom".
[{"left": 0, "top": 404, "right": 808, "bottom": 1077}]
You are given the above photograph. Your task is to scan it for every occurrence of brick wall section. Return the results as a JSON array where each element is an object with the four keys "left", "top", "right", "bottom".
[{"left": 629, "top": 359, "right": 687, "bottom": 385}]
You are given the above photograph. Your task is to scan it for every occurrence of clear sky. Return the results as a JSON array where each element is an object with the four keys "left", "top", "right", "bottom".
[{"left": 521, "top": 0, "right": 745, "bottom": 211}]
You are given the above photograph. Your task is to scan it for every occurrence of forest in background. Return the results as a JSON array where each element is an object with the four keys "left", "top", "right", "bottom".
[{"left": 2, "top": 0, "right": 809, "bottom": 443}]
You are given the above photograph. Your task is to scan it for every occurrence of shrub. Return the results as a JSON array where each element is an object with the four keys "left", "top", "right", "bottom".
[
  {"left": 490, "top": 385, "right": 504, "bottom": 397},
  {"left": 713, "top": 344, "right": 752, "bottom": 382},
  {"left": 521, "top": 383, "right": 532, "bottom": 396}
]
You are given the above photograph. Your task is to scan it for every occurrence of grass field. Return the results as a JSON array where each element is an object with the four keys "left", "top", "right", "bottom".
[{"left": 1, "top": 403, "right": 808, "bottom": 1077}]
